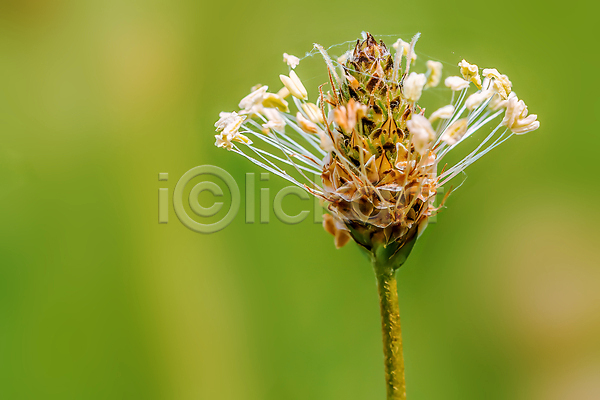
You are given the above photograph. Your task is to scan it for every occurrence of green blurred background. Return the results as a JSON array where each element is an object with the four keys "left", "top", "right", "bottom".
[{"left": 1, "top": 1, "right": 599, "bottom": 399}]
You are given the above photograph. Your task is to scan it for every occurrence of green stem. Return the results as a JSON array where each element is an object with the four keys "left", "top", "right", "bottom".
[{"left": 373, "top": 261, "right": 406, "bottom": 400}]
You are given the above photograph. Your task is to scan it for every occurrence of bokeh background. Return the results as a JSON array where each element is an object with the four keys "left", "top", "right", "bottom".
[{"left": 1, "top": 1, "right": 599, "bottom": 399}]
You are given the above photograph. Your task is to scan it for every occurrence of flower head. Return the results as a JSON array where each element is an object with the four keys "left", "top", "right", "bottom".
[{"left": 213, "top": 32, "right": 540, "bottom": 267}]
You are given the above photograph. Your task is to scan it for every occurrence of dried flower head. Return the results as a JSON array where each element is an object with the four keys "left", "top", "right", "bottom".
[{"left": 214, "top": 32, "right": 540, "bottom": 268}]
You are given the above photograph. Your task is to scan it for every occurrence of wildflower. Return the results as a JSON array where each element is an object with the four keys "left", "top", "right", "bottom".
[
  {"left": 213, "top": 32, "right": 540, "bottom": 400},
  {"left": 214, "top": 31, "right": 540, "bottom": 258}
]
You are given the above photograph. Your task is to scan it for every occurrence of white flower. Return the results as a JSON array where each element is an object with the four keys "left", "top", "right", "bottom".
[
  {"left": 445, "top": 76, "right": 470, "bottom": 91},
  {"left": 429, "top": 105, "right": 455, "bottom": 122},
  {"left": 279, "top": 70, "right": 308, "bottom": 100},
  {"left": 458, "top": 60, "right": 482, "bottom": 88},
  {"left": 465, "top": 90, "right": 493, "bottom": 110},
  {"left": 441, "top": 118, "right": 468, "bottom": 145},
  {"left": 482, "top": 68, "right": 512, "bottom": 99},
  {"left": 403, "top": 72, "right": 427, "bottom": 102},
  {"left": 407, "top": 114, "right": 435, "bottom": 155},
  {"left": 502, "top": 95, "right": 540, "bottom": 134},
  {"left": 283, "top": 53, "right": 300, "bottom": 69},
  {"left": 425, "top": 60, "right": 443, "bottom": 88},
  {"left": 214, "top": 32, "right": 541, "bottom": 226}
]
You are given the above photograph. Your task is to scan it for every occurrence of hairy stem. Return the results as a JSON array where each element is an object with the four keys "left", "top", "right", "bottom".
[{"left": 373, "top": 261, "right": 406, "bottom": 400}]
